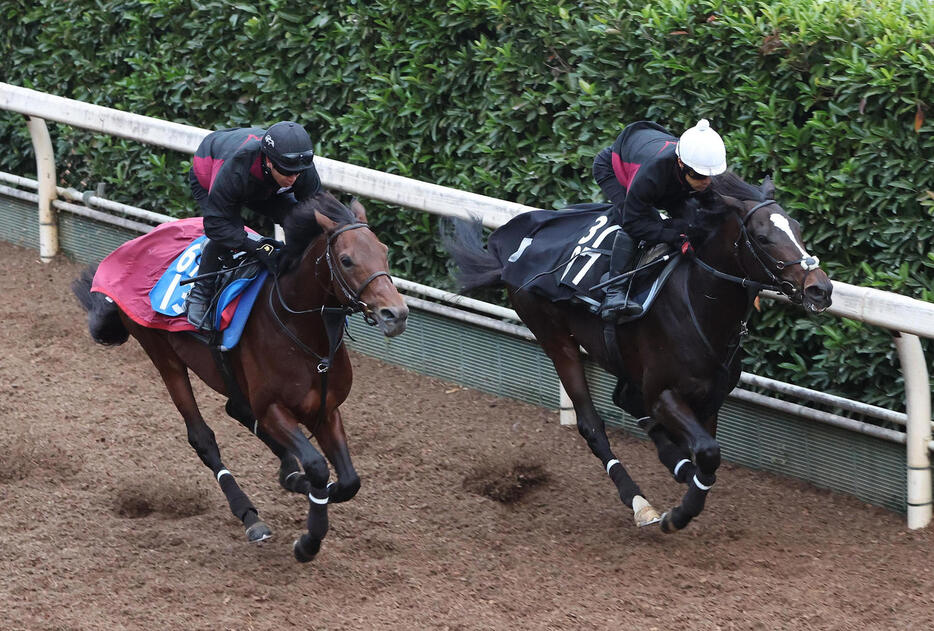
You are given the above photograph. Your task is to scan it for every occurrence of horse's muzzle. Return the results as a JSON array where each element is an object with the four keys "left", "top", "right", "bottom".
[
  {"left": 373, "top": 304, "right": 409, "bottom": 337},
  {"left": 803, "top": 282, "right": 833, "bottom": 313}
]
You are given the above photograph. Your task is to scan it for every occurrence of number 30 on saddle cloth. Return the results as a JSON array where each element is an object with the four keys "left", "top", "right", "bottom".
[
  {"left": 488, "top": 203, "right": 681, "bottom": 315},
  {"left": 90, "top": 217, "right": 268, "bottom": 350}
]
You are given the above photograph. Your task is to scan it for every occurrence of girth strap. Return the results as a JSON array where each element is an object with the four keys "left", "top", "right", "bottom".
[{"left": 210, "top": 346, "right": 252, "bottom": 422}]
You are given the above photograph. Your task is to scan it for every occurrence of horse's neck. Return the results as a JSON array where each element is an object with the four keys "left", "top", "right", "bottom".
[
  {"left": 685, "top": 221, "right": 755, "bottom": 338},
  {"left": 276, "top": 237, "right": 336, "bottom": 311}
]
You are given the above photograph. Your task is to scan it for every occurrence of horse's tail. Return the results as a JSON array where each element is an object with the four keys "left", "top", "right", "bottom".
[
  {"left": 71, "top": 265, "right": 129, "bottom": 346},
  {"left": 440, "top": 217, "right": 504, "bottom": 292}
]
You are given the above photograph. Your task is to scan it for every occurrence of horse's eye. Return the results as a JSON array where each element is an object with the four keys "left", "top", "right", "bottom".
[
  {"left": 756, "top": 234, "right": 770, "bottom": 245},
  {"left": 340, "top": 255, "right": 353, "bottom": 268}
]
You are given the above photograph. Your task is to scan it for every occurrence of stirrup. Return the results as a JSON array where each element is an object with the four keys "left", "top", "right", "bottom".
[
  {"left": 601, "top": 303, "right": 640, "bottom": 322},
  {"left": 185, "top": 300, "right": 213, "bottom": 331}
]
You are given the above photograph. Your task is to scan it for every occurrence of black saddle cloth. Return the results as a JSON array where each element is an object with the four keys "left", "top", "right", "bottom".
[
  {"left": 489, "top": 203, "right": 619, "bottom": 302},
  {"left": 489, "top": 204, "right": 681, "bottom": 311}
]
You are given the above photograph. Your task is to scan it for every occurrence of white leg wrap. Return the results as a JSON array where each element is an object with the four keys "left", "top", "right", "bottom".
[
  {"left": 673, "top": 459, "right": 691, "bottom": 477},
  {"left": 605, "top": 459, "right": 620, "bottom": 475},
  {"left": 308, "top": 492, "right": 329, "bottom": 505},
  {"left": 693, "top": 474, "right": 713, "bottom": 491},
  {"left": 216, "top": 469, "right": 231, "bottom": 482}
]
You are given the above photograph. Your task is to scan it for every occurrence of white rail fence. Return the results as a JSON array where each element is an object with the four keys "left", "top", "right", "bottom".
[{"left": 1, "top": 82, "right": 931, "bottom": 528}]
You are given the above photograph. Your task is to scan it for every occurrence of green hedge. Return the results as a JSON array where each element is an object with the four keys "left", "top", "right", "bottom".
[{"left": 1, "top": 0, "right": 932, "bottom": 409}]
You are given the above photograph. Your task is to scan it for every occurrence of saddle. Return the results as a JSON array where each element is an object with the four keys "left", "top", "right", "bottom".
[{"left": 489, "top": 204, "right": 683, "bottom": 321}]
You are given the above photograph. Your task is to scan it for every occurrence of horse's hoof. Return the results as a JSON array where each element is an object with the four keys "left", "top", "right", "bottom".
[
  {"left": 634, "top": 505, "right": 662, "bottom": 527},
  {"left": 293, "top": 535, "right": 321, "bottom": 563},
  {"left": 246, "top": 521, "right": 272, "bottom": 543},
  {"left": 659, "top": 512, "right": 676, "bottom": 534},
  {"left": 635, "top": 506, "right": 662, "bottom": 527},
  {"left": 632, "top": 495, "right": 662, "bottom": 527}
]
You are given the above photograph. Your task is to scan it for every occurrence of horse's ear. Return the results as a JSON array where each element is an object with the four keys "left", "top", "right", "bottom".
[
  {"left": 760, "top": 175, "right": 775, "bottom": 199},
  {"left": 718, "top": 194, "right": 745, "bottom": 211},
  {"left": 349, "top": 197, "right": 368, "bottom": 223},
  {"left": 315, "top": 209, "right": 338, "bottom": 233}
]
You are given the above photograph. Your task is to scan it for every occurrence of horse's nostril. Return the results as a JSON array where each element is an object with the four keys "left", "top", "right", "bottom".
[{"left": 379, "top": 308, "right": 397, "bottom": 321}]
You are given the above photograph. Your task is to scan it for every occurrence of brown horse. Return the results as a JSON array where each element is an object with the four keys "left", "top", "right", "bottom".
[
  {"left": 445, "top": 172, "right": 833, "bottom": 532},
  {"left": 72, "top": 191, "right": 408, "bottom": 562}
]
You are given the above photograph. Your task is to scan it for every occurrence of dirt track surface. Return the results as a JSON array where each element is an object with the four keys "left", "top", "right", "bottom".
[{"left": 1, "top": 240, "right": 932, "bottom": 631}]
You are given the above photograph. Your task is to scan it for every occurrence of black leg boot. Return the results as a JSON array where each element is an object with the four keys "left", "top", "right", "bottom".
[
  {"left": 600, "top": 231, "right": 641, "bottom": 321},
  {"left": 185, "top": 239, "right": 225, "bottom": 330}
]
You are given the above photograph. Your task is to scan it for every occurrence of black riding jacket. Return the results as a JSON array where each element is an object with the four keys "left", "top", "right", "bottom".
[
  {"left": 606, "top": 121, "right": 719, "bottom": 246},
  {"left": 190, "top": 127, "right": 322, "bottom": 250}
]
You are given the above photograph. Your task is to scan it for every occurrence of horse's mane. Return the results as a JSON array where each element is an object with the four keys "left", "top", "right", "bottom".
[
  {"left": 280, "top": 190, "right": 356, "bottom": 270},
  {"left": 685, "top": 171, "right": 764, "bottom": 241},
  {"left": 711, "top": 171, "right": 765, "bottom": 202}
]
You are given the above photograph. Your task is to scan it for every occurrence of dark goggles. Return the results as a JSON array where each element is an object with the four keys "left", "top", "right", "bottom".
[{"left": 271, "top": 149, "right": 315, "bottom": 175}]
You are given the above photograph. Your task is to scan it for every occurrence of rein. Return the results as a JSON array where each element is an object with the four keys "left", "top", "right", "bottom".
[
  {"left": 681, "top": 199, "right": 810, "bottom": 381},
  {"left": 267, "top": 221, "right": 389, "bottom": 432}
]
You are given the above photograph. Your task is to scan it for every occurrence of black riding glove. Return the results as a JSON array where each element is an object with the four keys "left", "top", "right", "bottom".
[{"left": 248, "top": 238, "right": 283, "bottom": 274}]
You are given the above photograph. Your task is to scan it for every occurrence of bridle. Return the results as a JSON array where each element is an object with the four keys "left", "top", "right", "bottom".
[
  {"left": 269, "top": 222, "right": 390, "bottom": 340},
  {"left": 683, "top": 199, "right": 822, "bottom": 390},
  {"left": 322, "top": 222, "right": 392, "bottom": 320},
  {"left": 733, "top": 199, "right": 820, "bottom": 302},
  {"left": 691, "top": 199, "right": 820, "bottom": 303}
]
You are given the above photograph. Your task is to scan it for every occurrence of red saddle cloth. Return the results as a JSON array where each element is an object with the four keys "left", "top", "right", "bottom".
[{"left": 90, "top": 217, "right": 238, "bottom": 332}]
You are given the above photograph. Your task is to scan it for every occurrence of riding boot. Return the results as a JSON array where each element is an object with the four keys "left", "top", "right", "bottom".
[
  {"left": 185, "top": 239, "right": 225, "bottom": 330},
  {"left": 600, "top": 231, "right": 641, "bottom": 321}
]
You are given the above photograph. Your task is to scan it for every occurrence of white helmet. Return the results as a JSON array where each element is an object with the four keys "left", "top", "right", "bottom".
[{"left": 676, "top": 119, "right": 727, "bottom": 176}]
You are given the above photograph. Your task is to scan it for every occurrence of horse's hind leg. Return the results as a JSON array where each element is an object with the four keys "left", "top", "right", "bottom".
[
  {"left": 225, "top": 399, "right": 311, "bottom": 495},
  {"left": 133, "top": 332, "right": 271, "bottom": 542},
  {"left": 539, "top": 337, "right": 661, "bottom": 527}
]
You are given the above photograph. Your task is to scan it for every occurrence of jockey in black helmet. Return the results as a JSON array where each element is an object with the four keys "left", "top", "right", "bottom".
[
  {"left": 185, "top": 121, "right": 322, "bottom": 330},
  {"left": 592, "top": 118, "right": 727, "bottom": 320}
]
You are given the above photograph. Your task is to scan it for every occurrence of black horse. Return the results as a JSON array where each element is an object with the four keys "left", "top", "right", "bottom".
[{"left": 445, "top": 173, "right": 833, "bottom": 532}]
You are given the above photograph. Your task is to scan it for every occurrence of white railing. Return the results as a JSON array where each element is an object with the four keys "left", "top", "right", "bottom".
[{"left": 1, "top": 82, "right": 930, "bottom": 529}]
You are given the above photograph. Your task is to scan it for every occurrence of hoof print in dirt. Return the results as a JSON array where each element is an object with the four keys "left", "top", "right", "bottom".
[
  {"left": 463, "top": 461, "right": 549, "bottom": 504},
  {"left": 112, "top": 481, "right": 209, "bottom": 519}
]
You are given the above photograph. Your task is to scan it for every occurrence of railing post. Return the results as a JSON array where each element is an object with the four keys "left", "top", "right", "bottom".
[
  {"left": 894, "top": 332, "right": 932, "bottom": 529},
  {"left": 24, "top": 115, "right": 58, "bottom": 262},
  {"left": 559, "top": 383, "right": 575, "bottom": 426}
]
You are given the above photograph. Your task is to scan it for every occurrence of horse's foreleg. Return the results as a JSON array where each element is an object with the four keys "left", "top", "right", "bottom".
[
  {"left": 640, "top": 418, "right": 697, "bottom": 485},
  {"left": 149, "top": 356, "right": 271, "bottom": 543},
  {"left": 651, "top": 389, "right": 720, "bottom": 533},
  {"left": 314, "top": 408, "right": 360, "bottom": 504},
  {"left": 224, "top": 399, "right": 310, "bottom": 495},
  {"left": 547, "top": 348, "right": 660, "bottom": 527},
  {"left": 265, "top": 404, "right": 331, "bottom": 563}
]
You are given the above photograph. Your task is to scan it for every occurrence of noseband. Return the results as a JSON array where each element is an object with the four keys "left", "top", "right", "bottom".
[
  {"left": 324, "top": 222, "right": 392, "bottom": 323},
  {"left": 733, "top": 200, "right": 820, "bottom": 302},
  {"left": 268, "top": 221, "right": 391, "bottom": 362}
]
